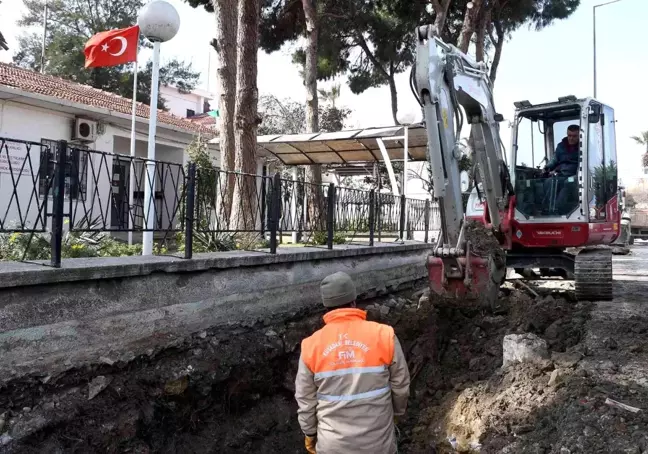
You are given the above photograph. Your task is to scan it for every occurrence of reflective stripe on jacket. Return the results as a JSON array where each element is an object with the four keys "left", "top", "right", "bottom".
[{"left": 295, "top": 308, "right": 411, "bottom": 454}]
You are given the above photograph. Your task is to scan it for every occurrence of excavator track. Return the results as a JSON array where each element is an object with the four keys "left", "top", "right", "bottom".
[{"left": 574, "top": 248, "right": 613, "bottom": 301}]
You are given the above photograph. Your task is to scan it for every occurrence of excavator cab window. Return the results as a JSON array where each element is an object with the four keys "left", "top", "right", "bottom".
[
  {"left": 513, "top": 108, "right": 581, "bottom": 218},
  {"left": 587, "top": 103, "right": 618, "bottom": 222}
]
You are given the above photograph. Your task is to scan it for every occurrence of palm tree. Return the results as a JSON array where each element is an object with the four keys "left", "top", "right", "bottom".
[
  {"left": 631, "top": 131, "right": 648, "bottom": 168},
  {"left": 318, "top": 83, "right": 341, "bottom": 108}
]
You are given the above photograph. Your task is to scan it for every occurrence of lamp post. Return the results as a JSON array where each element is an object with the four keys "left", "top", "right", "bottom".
[
  {"left": 137, "top": 0, "right": 180, "bottom": 255},
  {"left": 593, "top": 0, "right": 622, "bottom": 98}
]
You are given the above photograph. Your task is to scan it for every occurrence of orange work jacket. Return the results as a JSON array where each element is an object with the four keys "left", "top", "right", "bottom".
[{"left": 295, "top": 308, "right": 410, "bottom": 454}]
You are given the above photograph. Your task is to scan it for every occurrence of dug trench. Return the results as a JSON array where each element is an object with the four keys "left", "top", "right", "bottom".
[{"left": 0, "top": 279, "right": 644, "bottom": 453}]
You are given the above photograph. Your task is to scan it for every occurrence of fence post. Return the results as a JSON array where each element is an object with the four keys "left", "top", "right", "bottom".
[
  {"left": 269, "top": 173, "right": 281, "bottom": 253},
  {"left": 260, "top": 165, "right": 267, "bottom": 235},
  {"left": 50, "top": 140, "right": 67, "bottom": 268},
  {"left": 184, "top": 163, "right": 196, "bottom": 259},
  {"left": 424, "top": 199, "right": 431, "bottom": 243},
  {"left": 399, "top": 194, "right": 406, "bottom": 242},
  {"left": 326, "top": 183, "right": 336, "bottom": 249},
  {"left": 368, "top": 189, "right": 376, "bottom": 247}
]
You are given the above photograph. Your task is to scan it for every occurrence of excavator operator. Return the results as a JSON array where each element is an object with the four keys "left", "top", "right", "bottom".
[
  {"left": 542, "top": 124, "right": 580, "bottom": 212},
  {"left": 545, "top": 124, "right": 580, "bottom": 177},
  {"left": 294, "top": 271, "right": 411, "bottom": 454}
]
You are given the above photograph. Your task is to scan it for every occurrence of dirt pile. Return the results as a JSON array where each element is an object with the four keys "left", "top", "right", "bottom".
[
  {"left": 402, "top": 279, "right": 648, "bottom": 454},
  {"left": 400, "top": 282, "right": 594, "bottom": 453},
  {"left": 464, "top": 221, "right": 503, "bottom": 258}
]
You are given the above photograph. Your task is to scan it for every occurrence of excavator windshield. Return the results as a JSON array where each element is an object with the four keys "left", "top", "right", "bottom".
[{"left": 513, "top": 105, "right": 581, "bottom": 218}]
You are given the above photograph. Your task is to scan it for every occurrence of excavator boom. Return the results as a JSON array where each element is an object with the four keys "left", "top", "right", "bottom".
[{"left": 414, "top": 25, "right": 510, "bottom": 304}]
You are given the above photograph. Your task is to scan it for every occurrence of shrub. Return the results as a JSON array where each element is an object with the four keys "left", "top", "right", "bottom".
[{"left": 306, "top": 231, "right": 346, "bottom": 246}]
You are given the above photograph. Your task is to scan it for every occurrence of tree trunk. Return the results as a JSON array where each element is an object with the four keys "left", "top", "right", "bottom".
[
  {"left": 457, "top": 0, "right": 482, "bottom": 53},
  {"left": 475, "top": 7, "right": 490, "bottom": 62},
  {"left": 432, "top": 0, "right": 452, "bottom": 35},
  {"left": 302, "top": 0, "right": 325, "bottom": 231},
  {"left": 489, "top": 24, "right": 505, "bottom": 85},
  {"left": 232, "top": 0, "right": 260, "bottom": 231},
  {"left": 388, "top": 65, "right": 400, "bottom": 126},
  {"left": 212, "top": 0, "right": 237, "bottom": 225}
]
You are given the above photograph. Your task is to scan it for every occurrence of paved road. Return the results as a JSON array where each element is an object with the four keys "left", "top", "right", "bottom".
[{"left": 583, "top": 245, "right": 648, "bottom": 389}]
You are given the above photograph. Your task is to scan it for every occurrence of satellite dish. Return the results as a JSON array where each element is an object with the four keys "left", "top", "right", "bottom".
[{"left": 460, "top": 171, "right": 470, "bottom": 192}]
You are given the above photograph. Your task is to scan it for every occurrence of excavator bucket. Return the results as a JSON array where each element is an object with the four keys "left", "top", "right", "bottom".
[{"left": 427, "top": 249, "right": 506, "bottom": 308}]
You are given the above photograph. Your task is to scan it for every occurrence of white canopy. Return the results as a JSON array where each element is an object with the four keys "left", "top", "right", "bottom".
[{"left": 210, "top": 124, "right": 429, "bottom": 166}]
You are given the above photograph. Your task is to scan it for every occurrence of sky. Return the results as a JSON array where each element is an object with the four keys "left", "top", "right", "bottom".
[{"left": 1, "top": 0, "right": 647, "bottom": 182}]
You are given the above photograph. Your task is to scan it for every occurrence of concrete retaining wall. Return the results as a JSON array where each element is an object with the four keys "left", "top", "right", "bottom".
[{"left": 0, "top": 243, "right": 433, "bottom": 382}]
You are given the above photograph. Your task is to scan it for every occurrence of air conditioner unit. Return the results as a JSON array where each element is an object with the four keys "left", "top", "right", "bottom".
[{"left": 73, "top": 118, "right": 98, "bottom": 142}]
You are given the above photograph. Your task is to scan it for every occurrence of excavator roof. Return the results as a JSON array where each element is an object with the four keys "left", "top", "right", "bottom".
[
  {"left": 513, "top": 96, "right": 595, "bottom": 122},
  {"left": 514, "top": 95, "right": 589, "bottom": 111}
]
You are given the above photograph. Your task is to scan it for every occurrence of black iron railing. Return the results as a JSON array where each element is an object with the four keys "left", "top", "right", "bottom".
[{"left": 0, "top": 137, "right": 441, "bottom": 267}]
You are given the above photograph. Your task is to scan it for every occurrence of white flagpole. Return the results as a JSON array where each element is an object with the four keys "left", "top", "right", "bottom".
[{"left": 127, "top": 47, "right": 139, "bottom": 246}]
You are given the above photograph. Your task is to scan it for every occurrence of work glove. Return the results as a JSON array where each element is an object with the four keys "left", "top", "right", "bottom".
[{"left": 304, "top": 434, "right": 317, "bottom": 454}]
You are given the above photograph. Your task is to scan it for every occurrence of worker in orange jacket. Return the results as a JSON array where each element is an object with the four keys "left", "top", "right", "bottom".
[{"left": 295, "top": 271, "right": 411, "bottom": 454}]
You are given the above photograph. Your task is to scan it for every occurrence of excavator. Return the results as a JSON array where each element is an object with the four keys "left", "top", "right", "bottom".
[{"left": 413, "top": 24, "right": 620, "bottom": 304}]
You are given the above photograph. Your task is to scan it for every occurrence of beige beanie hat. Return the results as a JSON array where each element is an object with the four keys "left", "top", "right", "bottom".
[{"left": 320, "top": 271, "right": 357, "bottom": 308}]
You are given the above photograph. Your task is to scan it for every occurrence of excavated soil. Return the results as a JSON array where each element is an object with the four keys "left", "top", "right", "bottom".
[
  {"left": 2, "top": 250, "right": 648, "bottom": 454},
  {"left": 464, "top": 221, "right": 503, "bottom": 258}
]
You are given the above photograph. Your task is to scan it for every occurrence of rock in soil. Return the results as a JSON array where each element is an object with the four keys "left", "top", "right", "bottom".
[
  {"left": 502, "top": 333, "right": 550, "bottom": 367},
  {"left": 87, "top": 375, "right": 112, "bottom": 400}
]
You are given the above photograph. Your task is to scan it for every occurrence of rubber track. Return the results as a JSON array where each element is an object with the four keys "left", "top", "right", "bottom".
[{"left": 574, "top": 248, "right": 613, "bottom": 301}]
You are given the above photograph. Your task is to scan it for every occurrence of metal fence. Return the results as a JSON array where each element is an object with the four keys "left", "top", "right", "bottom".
[{"left": 0, "top": 137, "right": 440, "bottom": 267}]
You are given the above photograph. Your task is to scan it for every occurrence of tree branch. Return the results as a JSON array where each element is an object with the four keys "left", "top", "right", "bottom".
[{"left": 354, "top": 32, "right": 389, "bottom": 78}]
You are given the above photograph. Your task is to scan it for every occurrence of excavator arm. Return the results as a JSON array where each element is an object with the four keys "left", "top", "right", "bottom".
[{"left": 413, "top": 25, "right": 511, "bottom": 303}]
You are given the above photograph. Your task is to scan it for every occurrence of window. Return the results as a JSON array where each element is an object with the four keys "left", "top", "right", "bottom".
[
  {"left": 515, "top": 117, "right": 546, "bottom": 168},
  {"left": 186, "top": 109, "right": 195, "bottom": 118},
  {"left": 514, "top": 113, "right": 581, "bottom": 218},
  {"left": 602, "top": 105, "right": 618, "bottom": 206},
  {"left": 39, "top": 139, "right": 88, "bottom": 200},
  {"left": 587, "top": 105, "right": 618, "bottom": 221},
  {"left": 587, "top": 109, "right": 604, "bottom": 219}
]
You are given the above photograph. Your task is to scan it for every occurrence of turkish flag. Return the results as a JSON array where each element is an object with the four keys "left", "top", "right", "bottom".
[{"left": 84, "top": 25, "right": 139, "bottom": 68}]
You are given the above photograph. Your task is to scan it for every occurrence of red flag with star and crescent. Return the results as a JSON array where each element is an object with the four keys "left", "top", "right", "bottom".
[{"left": 84, "top": 25, "right": 139, "bottom": 68}]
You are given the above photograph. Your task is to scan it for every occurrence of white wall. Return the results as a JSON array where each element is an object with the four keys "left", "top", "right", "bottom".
[
  {"left": 0, "top": 100, "right": 113, "bottom": 231},
  {"left": 160, "top": 86, "right": 213, "bottom": 118},
  {"left": 0, "top": 99, "right": 222, "bottom": 236},
  {"left": 112, "top": 136, "right": 186, "bottom": 231}
]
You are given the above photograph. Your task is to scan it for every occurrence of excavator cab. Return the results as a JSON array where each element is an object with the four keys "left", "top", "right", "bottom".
[
  {"left": 510, "top": 96, "right": 619, "bottom": 236},
  {"left": 505, "top": 96, "right": 619, "bottom": 300}
]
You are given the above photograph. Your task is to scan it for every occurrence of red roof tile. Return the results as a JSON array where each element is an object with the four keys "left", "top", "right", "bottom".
[
  {"left": 187, "top": 112, "right": 217, "bottom": 128},
  {"left": 0, "top": 62, "right": 216, "bottom": 137}
]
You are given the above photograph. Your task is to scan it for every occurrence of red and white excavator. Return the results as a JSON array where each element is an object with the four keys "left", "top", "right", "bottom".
[{"left": 413, "top": 25, "right": 620, "bottom": 304}]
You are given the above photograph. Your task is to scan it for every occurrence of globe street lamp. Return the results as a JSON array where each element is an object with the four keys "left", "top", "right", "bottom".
[{"left": 137, "top": 0, "right": 180, "bottom": 255}]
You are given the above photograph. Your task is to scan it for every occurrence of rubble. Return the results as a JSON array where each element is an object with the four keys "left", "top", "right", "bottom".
[
  {"left": 502, "top": 333, "right": 550, "bottom": 367},
  {"left": 87, "top": 375, "right": 112, "bottom": 400},
  {"left": 548, "top": 368, "right": 565, "bottom": 386},
  {"left": 551, "top": 351, "right": 584, "bottom": 368}
]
